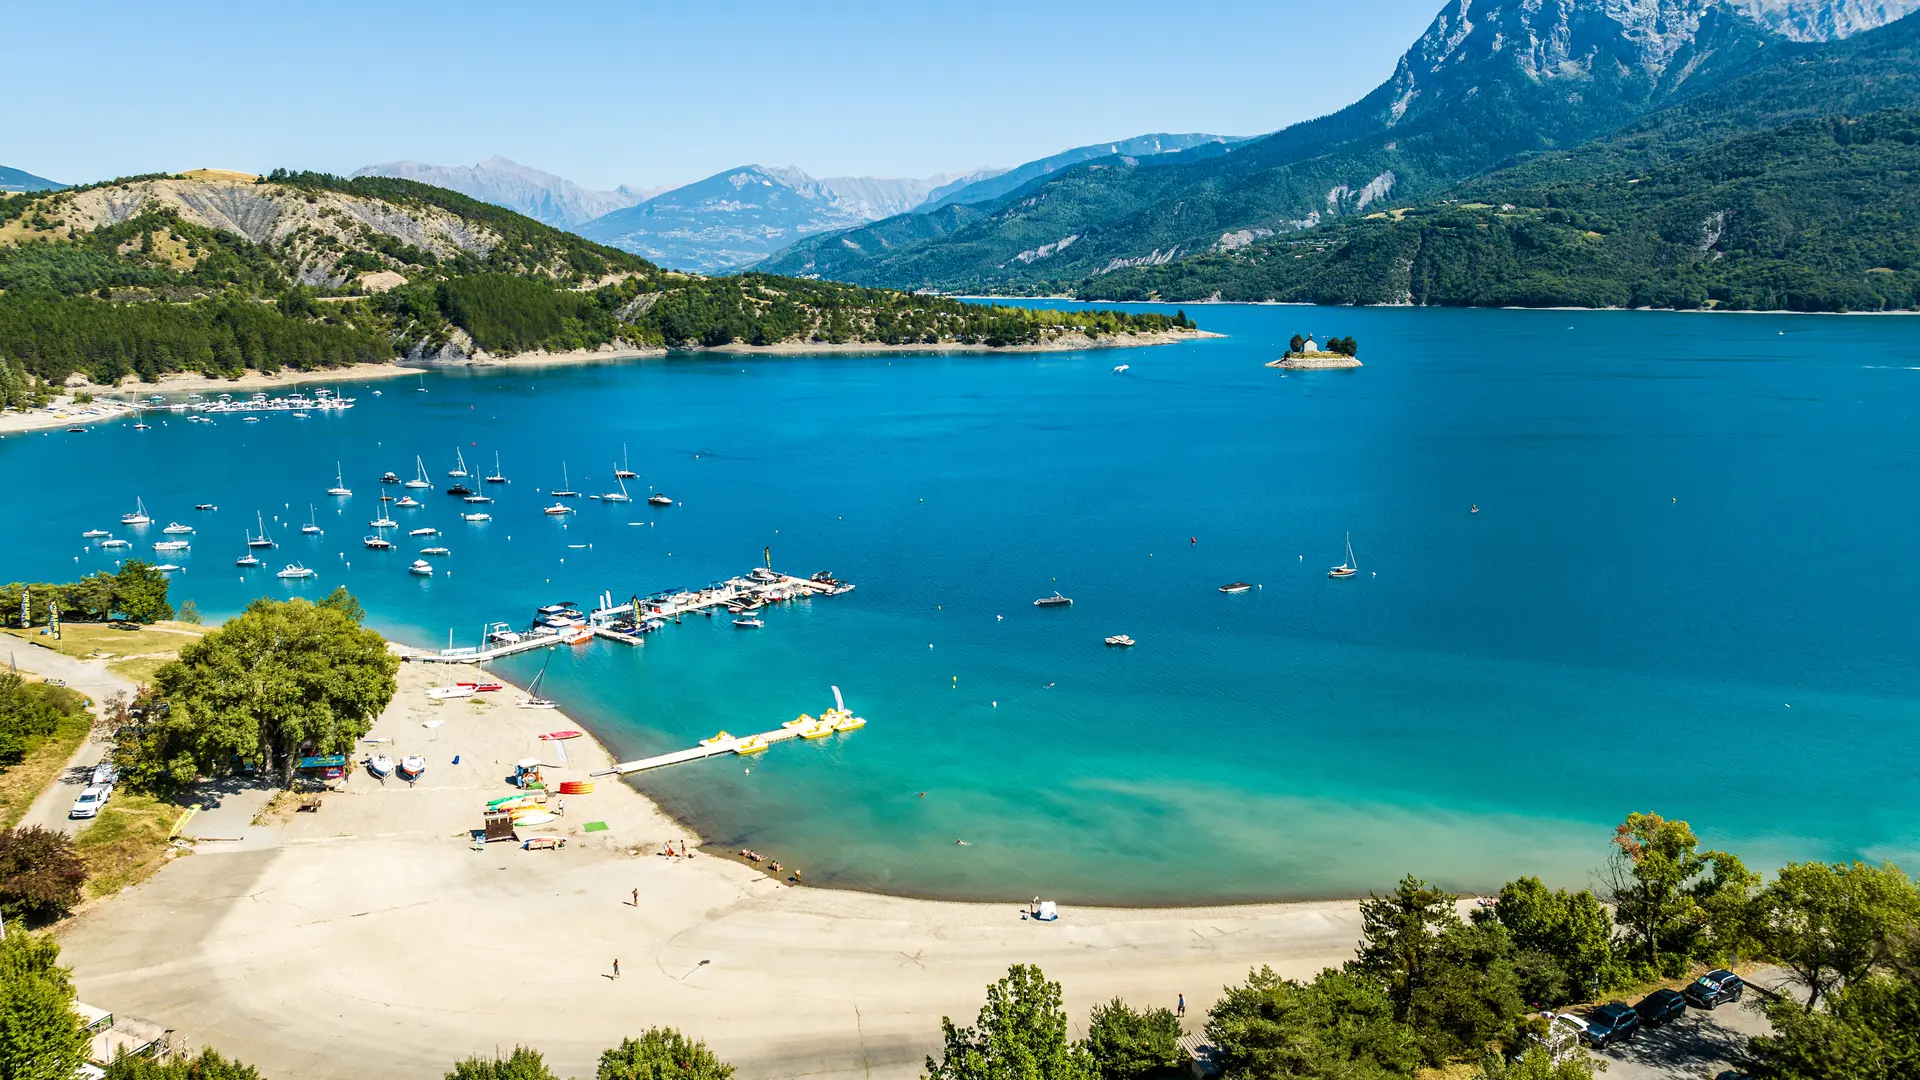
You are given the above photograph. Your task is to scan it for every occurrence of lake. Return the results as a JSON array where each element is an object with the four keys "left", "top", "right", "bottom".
[{"left": 5, "top": 303, "right": 1918, "bottom": 904}]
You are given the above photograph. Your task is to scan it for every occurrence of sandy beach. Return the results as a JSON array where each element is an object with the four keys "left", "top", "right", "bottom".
[{"left": 51, "top": 653, "right": 1368, "bottom": 1080}]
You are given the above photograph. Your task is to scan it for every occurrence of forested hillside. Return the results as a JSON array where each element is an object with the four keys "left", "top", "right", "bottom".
[{"left": 0, "top": 172, "right": 1193, "bottom": 386}]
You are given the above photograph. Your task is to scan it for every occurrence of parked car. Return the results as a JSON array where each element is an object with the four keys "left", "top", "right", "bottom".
[
  {"left": 69, "top": 784, "right": 112, "bottom": 819},
  {"left": 91, "top": 761, "right": 118, "bottom": 786},
  {"left": 1583, "top": 1002, "right": 1641, "bottom": 1048},
  {"left": 1634, "top": 987, "right": 1689, "bottom": 1028},
  {"left": 1685, "top": 969, "right": 1746, "bottom": 1009},
  {"left": 1520, "top": 1013, "right": 1589, "bottom": 1064}
]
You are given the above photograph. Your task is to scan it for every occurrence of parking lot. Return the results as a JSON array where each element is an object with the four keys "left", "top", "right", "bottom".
[{"left": 1592, "top": 968, "right": 1798, "bottom": 1080}]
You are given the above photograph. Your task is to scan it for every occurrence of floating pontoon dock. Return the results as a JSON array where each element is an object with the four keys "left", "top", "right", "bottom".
[{"left": 594, "top": 686, "right": 864, "bottom": 777}]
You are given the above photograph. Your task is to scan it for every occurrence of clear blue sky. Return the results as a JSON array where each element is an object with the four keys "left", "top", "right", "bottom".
[{"left": 7, "top": 0, "right": 1443, "bottom": 191}]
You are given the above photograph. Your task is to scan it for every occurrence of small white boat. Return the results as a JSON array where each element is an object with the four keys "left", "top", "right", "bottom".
[
  {"left": 153, "top": 563, "right": 182, "bottom": 572},
  {"left": 420, "top": 546, "right": 450, "bottom": 556},
  {"left": 162, "top": 522, "right": 194, "bottom": 534},
  {"left": 485, "top": 452, "right": 507, "bottom": 484},
  {"left": 521, "top": 655, "right": 558, "bottom": 709},
  {"left": 551, "top": 462, "right": 579, "bottom": 498},
  {"left": 398, "top": 755, "right": 425, "bottom": 779},
  {"left": 463, "top": 512, "right": 491, "bottom": 523},
  {"left": 396, "top": 496, "right": 421, "bottom": 508},
  {"left": 601, "top": 468, "right": 632, "bottom": 503},
  {"left": 544, "top": 503, "right": 574, "bottom": 516},
  {"left": 121, "top": 497, "right": 151, "bottom": 526},
  {"left": 405, "top": 457, "right": 432, "bottom": 489},
  {"left": 1219, "top": 581, "right": 1255, "bottom": 594},
  {"left": 243, "top": 416, "right": 260, "bottom": 423},
  {"left": 291, "top": 411, "right": 310, "bottom": 419},
  {"left": 277, "top": 563, "right": 314, "bottom": 579},
  {"left": 380, "top": 471, "right": 400, "bottom": 484},
  {"left": 82, "top": 529, "right": 110, "bottom": 539},
  {"left": 133, "top": 422, "right": 151, "bottom": 430},
  {"left": 615, "top": 445, "right": 637, "bottom": 479},
  {"left": 464, "top": 494, "right": 492, "bottom": 504},
  {"left": 194, "top": 503, "right": 216, "bottom": 511},
  {"left": 408, "top": 559, "right": 434, "bottom": 576},
  {"left": 367, "top": 754, "right": 395, "bottom": 778},
  {"left": 368, "top": 514, "right": 397, "bottom": 529},
  {"left": 426, "top": 684, "right": 474, "bottom": 700},
  {"left": 409, "top": 527, "right": 439, "bottom": 537},
  {"left": 152, "top": 539, "right": 190, "bottom": 552},
  {"left": 1104, "top": 634, "right": 1136, "bottom": 647},
  {"left": 326, "top": 462, "right": 352, "bottom": 497},
  {"left": 1329, "top": 532, "right": 1359, "bottom": 579},
  {"left": 448, "top": 448, "right": 468, "bottom": 478},
  {"left": 247, "top": 512, "right": 276, "bottom": 549},
  {"left": 302, "top": 505, "right": 323, "bottom": 535},
  {"left": 648, "top": 494, "right": 673, "bottom": 506},
  {"left": 363, "top": 535, "right": 393, "bottom": 549},
  {"left": 733, "top": 617, "right": 764, "bottom": 629},
  {"left": 1033, "top": 592, "right": 1073, "bottom": 607},
  {"left": 1113, "top": 364, "right": 1130, "bottom": 373},
  {"left": 102, "top": 538, "right": 131, "bottom": 549},
  {"left": 236, "top": 551, "right": 261, "bottom": 567}
]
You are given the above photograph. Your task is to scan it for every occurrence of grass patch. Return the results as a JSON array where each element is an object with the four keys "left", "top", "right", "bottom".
[
  {"left": 0, "top": 711, "right": 91, "bottom": 830},
  {"left": 107, "top": 656, "right": 172, "bottom": 685},
  {"left": 0, "top": 620, "right": 203, "bottom": 664},
  {"left": 74, "top": 791, "right": 184, "bottom": 899}
]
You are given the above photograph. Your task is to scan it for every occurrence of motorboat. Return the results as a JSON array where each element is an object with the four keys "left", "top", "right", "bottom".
[
  {"left": 544, "top": 503, "right": 574, "bottom": 516},
  {"left": 277, "top": 563, "right": 314, "bottom": 579},
  {"left": 398, "top": 755, "right": 425, "bottom": 779},
  {"left": 121, "top": 498, "right": 152, "bottom": 526},
  {"left": 463, "top": 512, "right": 491, "bottom": 522},
  {"left": 291, "top": 411, "right": 310, "bottom": 418},
  {"left": 82, "top": 529, "right": 110, "bottom": 539},
  {"left": 485, "top": 452, "right": 507, "bottom": 484},
  {"left": 367, "top": 754, "right": 395, "bottom": 778},
  {"left": 326, "top": 462, "right": 352, "bottom": 497},
  {"left": 446, "top": 482, "right": 474, "bottom": 497},
  {"left": 153, "top": 563, "right": 182, "bottom": 572},
  {"left": 396, "top": 496, "right": 421, "bottom": 508},
  {"left": 426, "top": 684, "right": 474, "bottom": 700},
  {"left": 408, "top": 559, "right": 433, "bottom": 576},
  {"left": 133, "top": 422, "right": 151, "bottom": 430},
  {"left": 152, "top": 539, "right": 190, "bottom": 552},
  {"left": 379, "top": 493, "right": 394, "bottom": 502},
  {"left": 302, "top": 505, "right": 323, "bottom": 535},
  {"left": 551, "top": 463, "right": 579, "bottom": 498},
  {"left": 247, "top": 512, "right": 276, "bottom": 548},
  {"left": 749, "top": 567, "right": 779, "bottom": 584},
  {"left": 368, "top": 514, "right": 397, "bottom": 529},
  {"left": 1219, "top": 581, "right": 1255, "bottom": 594},
  {"left": 162, "top": 522, "right": 194, "bottom": 534},
  {"left": 828, "top": 583, "right": 855, "bottom": 596},
  {"left": 363, "top": 535, "right": 393, "bottom": 549},
  {"left": 448, "top": 448, "right": 468, "bottom": 478},
  {"left": 409, "top": 527, "right": 438, "bottom": 537},
  {"left": 733, "top": 617, "right": 764, "bottom": 629},
  {"left": 1329, "top": 532, "right": 1359, "bottom": 579},
  {"left": 1033, "top": 592, "right": 1073, "bottom": 607},
  {"left": 405, "top": 457, "right": 432, "bottom": 489},
  {"left": 648, "top": 494, "right": 672, "bottom": 506},
  {"left": 380, "top": 471, "right": 400, "bottom": 484},
  {"left": 101, "top": 538, "right": 131, "bottom": 549},
  {"left": 1104, "top": 634, "right": 1136, "bottom": 647},
  {"left": 420, "top": 546, "right": 450, "bottom": 556},
  {"left": 194, "top": 503, "right": 216, "bottom": 511},
  {"left": 243, "top": 416, "right": 260, "bottom": 423}
]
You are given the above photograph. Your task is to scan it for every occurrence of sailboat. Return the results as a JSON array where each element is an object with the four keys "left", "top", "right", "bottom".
[
  {"left": 601, "top": 467, "right": 632, "bottom": 503},
  {"left": 326, "top": 462, "right": 352, "bottom": 497},
  {"left": 520, "top": 654, "right": 558, "bottom": 709},
  {"left": 247, "top": 512, "right": 276, "bottom": 549},
  {"left": 551, "top": 463, "right": 579, "bottom": 498},
  {"left": 485, "top": 452, "right": 507, "bottom": 484},
  {"left": 448, "top": 448, "right": 468, "bottom": 478},
  {"left": 615, "top": 445, "right": 637, "bottom": 480},
  {"left": 236, "top": 532, "right": 262, "bottom": 567},
  {"left": 302, "top": 505, "right": 323, "bottom": 535},
  {"left": 121, "top": 497, "right": 151, "bottom": 526},
  {"left": 405, "top": 457, "right": 432, "bottom": 489},
  {"left": 1328, "top": 533, "right": 1358, "bottom": 579}
]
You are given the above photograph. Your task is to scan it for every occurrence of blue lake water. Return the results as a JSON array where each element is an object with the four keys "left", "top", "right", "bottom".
[{"left": 5, "top": 304, "right": 1919, "bottom": 904}]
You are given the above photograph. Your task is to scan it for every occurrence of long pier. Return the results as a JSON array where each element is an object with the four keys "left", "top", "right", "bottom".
[{"left": 590, "top": 724, "right": 814, "bottom": 777}]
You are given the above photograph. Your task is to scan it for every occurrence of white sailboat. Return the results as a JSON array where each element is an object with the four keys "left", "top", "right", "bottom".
[
  {"left": 615, "top": 445, "right": 636, "bottom": 479},
  {"left": 236, "top": 532, "right": 262, "bottom": 567},
  {"left": 121, "top": 497, "right": 151, "bottom": 526},
  {"left": 520, "top": 654, "right": 558, "bottom": 709},
  {"left": 247, "top": 512, "right": 276, "bottom": 549},
  {"left": 485, "top": 452, "right": 507, "bottom": 484},
  {"left": 326, "top": 462, "right": 352, "bottom": 497},
  {"left": 405, "top": 457, "right": 432, "bottom": 489},
  {"left": 552, "top": 462, "right": 579, "bottom": 498},
  {"left": 601, "top": 468, "right": 632, "bottom": 503},
  {"left": 302, "top": 505, "right": 323, "bottom": 535},
  {"left": 1328, "top": 532, "right": 1358, "bottom": 579},
  {"left": 448, "top": 448, "right": 468, "bottom": 478}
]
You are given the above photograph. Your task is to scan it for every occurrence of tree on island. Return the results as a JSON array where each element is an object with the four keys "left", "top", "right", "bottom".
[
  {"left": 123, "top": 591, "right": 397, "bottom": 790},
  {"left": 1289, "top": 334, "right": 1306, "bottom": 353}
]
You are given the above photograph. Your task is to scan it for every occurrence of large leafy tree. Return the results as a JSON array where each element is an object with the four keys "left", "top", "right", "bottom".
[
  {"left": 597, "top": 1029, "right": 733, "bottom": 1080},
  {"left": 0, "top": 828, "right": 87, "bottom": 925},
  {"left": 110, "top": 561, "right": 172, "bottom": 624},
  {"left": 1348, "top": 876, "right": 1525, "bottom": 1063},
  {"left": 926, "top": 965, "right": 1096, "bottom": 1080},
  {"left": 139, "top": 594, "right": 397, "bottom": 788},
  {"left": 1205, "top": 966, "right": 1419, "bottom": 1080},
  {"left": 1084, "top": 1000, "right": 1182, "bottom": 1080},
  {"left": 446, "top": 1048, "right": 560, "bottom": 1080},
  {"left": 0, "top": 921, "right": 89, "bottom": 1080},
  {"left": 1604, "top": 811, "right": 1755, "bottom": 973},
  {"left": 1745, "top": 933, "right": 1920, "bottom": 1080},
  {"left": 1753, "top": 861, "right": 1920, "bottom": 1010},
  {"left": 1489, "top": 877, "right": 1618, "bottom": 1003},
  {"left": 1349, "top": 875, "right": 1459, "bottom": 1024}
]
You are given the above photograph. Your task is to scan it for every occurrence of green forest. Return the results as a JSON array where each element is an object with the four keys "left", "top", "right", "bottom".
[{"left": 0, "top": 172, "right": 1193, "bottom": 388}]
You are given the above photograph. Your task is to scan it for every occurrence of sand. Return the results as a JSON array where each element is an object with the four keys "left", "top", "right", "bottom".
[{"left": 52, "top": 656, "right": 1370, "bottom": 1080}]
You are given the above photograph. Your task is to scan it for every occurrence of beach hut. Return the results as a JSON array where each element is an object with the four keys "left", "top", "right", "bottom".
[{"left": 294, "top": 754, "right": 347, "bottom": 782}]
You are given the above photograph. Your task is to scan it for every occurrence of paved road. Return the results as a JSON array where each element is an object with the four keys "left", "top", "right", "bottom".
[
  {"left": 6, "top": 640, "right": 138, "bottom": 834},
  {"left": 1590, "top": 968, "right": 1799, "bottom": 1080}
]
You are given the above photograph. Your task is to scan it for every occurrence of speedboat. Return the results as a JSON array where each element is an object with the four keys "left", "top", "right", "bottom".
[
  {"left": 463, "top": 513, "right": 491, "bottom": 522},
  {"left": 82, "top": 529, "right": 110, "bottom": 539},
  {"left": 1033, "top": 592, "right": 1073, "bottom": 607},
  {"left": 162, "top": 522, "right": 194, "bottom": 534},
  {"left": 396, "top": 496, "right": 421, "bottom": 508},
  {"left": 152, "top": 539, "right": 190, "bottom": 552},
  {"left": 408, "top": 559, "right": 433, "bottom": 576},
  {"left": 1113, "top": 364, "right": 1129, "bottom": 373},
  {"left": 102, "top": 538, "right": 131, "bottom": 549},
  {"left": 544, "top": 503, "right": 574, "bottom": 516},
  {"left": 409, "top": 527, "right": 438, "bottom": 537},
  {"left": 121, "top": 498, "right": 152, "bottom": 526},
  {"left": 648, "top": 494, "right": 673, "bottom": 506},
  {"left": 194, "top": 503, "right": 217, "bottom": 511},
  {"left": 277, "top": 563, "right": 314, "bottom": 579},
  {"left": 446, "top": 482, "right": 474, "bottom": 497},
  {"left": 133, "top": 422, "right": 150, "bottom": 430},
  {"left": 1104, "top": 634, "right": 1136, "bottom": 647},
  {"left": 367, "top": 754, "right": 395, "bottom": 779},
  {"left": 1219, "top": 582, "right": 1255, "bottom": 594},
  {"left": 749, "top": 567, "right": 779, "bottom": 583},
  {"left": 733, "top": 617, "right": 764, "bottom": 629},
  {"left": 398, "top": 755, "right": 425, "bottom": 779},
  {"left": 153, "top": 563, "right": 182, "bottom": 573},
  {"left": 291, "top": 411, "right": 310, "bottom": 419},
  {"left": 420, "top": 546, "right": 450, "bottom": 556},
  {"left": 380, "top": 472, "right": 400, "bottom": 484},
  {"left": 363, "top": 535, "right": 393, "bottom": 549},
  {"left": 243, "top": 416, "right": 260, "bottom": 423}
]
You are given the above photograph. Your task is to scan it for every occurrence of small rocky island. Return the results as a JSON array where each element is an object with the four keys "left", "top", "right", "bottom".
[{"left": 1266, "top": 334, "right": 1363, "bottom": 370}]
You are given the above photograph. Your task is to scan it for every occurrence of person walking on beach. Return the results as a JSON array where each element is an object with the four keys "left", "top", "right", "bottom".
[
  {"left": 1177, "top": 993, "right": 1185, "bottom": 1018},
  {"left": 612, "top": 958, "right": 621, "bottom": 979},
  {"left": 631, "top": 888, "right": 639, "bottom": 908}
]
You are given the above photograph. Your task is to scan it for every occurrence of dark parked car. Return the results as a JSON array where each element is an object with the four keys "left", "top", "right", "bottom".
[
  {"left": 1685, "top": 969, "right": 1746, "bottom": 1009},
  {"left": 1634, "top": 987, "right": 1689, "bottom": 1028},
  {"left": 1583, "top": 1002, "right": 1641, "bottom": 1048}
]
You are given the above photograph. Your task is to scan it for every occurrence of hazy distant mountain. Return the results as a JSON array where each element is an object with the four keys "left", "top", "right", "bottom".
[
  {"left": 918, "top": 134, "right": 1247, "bottom": 211},
  {"left": 1, "top": 165, "right": 65, "bottom": 192},
  {"left": 350, "top": 156, "right": 660, "bottom": 228},
  {"left": 576, "top": 165, "right": 1002, "bottom": 274}
]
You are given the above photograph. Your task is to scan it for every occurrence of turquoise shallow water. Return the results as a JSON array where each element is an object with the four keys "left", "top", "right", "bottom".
[{"left": 5, "top": 304, "right": 1920, "bottom": 904}]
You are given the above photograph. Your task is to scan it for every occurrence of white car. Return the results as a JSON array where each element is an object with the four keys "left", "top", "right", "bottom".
[
  {"left": 70, "top": 784, "right": 112, "bottom": 819},
  {"left": 91, "top": 761, "right": 118, "bottom": 786}
]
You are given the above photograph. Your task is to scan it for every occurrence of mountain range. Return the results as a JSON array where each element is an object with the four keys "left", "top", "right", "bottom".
[
  {"left": 756, "top": 0, "right": 1920, "bottom": 311},
  {"left": 0, "top": 166, "right": 64, "bottom": 193}
]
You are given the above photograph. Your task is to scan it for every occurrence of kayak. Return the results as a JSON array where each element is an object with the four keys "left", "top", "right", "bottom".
[
  {"left": 538, "top": 730, "right": 583, "bottom": 741},
  {"left": 514, "top": 811, "right": 557, "bottom": 827}
]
